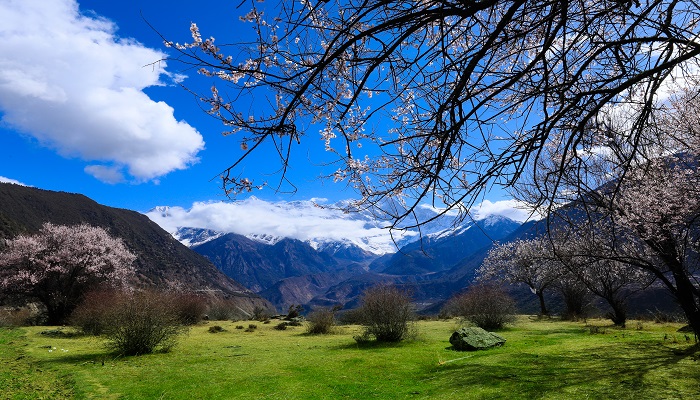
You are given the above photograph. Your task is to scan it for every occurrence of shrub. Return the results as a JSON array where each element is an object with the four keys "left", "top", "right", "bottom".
[
  {"left": 589, "top": 325, "right": 606, "bottom": 334},
  {"left": 251, "top": 306, "right": 271, "bottom": 322},
  {"left": 286, "top": 304, "right": 304, "bottom": 320},
  {"left": 101, "top": 290, "right": 187, "bottom": 356},
  {"left": 648, "top": 308, "right": 687, "bottom": 324},
  {"left": 207, "top": 298, "right": 247, "bottom": 321},
  {"left": 170, "top": 293, "right": 208, "bottom": 325},
  {"left": 70, "top": 289, "right": 124, "bottom": 335},
  {"left": 306, "top": 307, "right": 337, "bottom": 334},
  {"left": 0, "top": 306, "right": 34, "bottom": 327},
  {"left": 208, "top": 325, "right": 225, "bottom": 333},
  {"left": 444, "top": 284, "right": 516, "bottom": 330},
  {"left": 354, "top": 285, "right": 415, "bottom": 342},
  {"left": 274, "top": 322, "right": 288, "bottom": 330}
]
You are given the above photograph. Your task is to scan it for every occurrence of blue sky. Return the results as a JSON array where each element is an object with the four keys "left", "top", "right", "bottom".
[{"left": 0, "top": 0, "right": 529, "bottom": 235}]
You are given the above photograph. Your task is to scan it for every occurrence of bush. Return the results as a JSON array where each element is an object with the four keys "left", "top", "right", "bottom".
[
  {"left": 0, "top": 306, "right": 35, "bottom": 327},
  {"left": 207, "top": 298, "right": 247, "bottom": 321},
  {"left": 208, "top": 325, "right": 225, "bottom": 333},
  {"left": 70, "top": 290, "right": 120, "bottom": 335},
  {"left": 101, "top": 290, "right": 188, "bottom": 356},
  {"left": 306, "top": 307, "right": 337, "bottom": 334},
  {"left": 286, "top": 304, "right": 304, "bottom": 320},
  {"left": 252, "top": 306, "right": 271, "bottom": 322},
  {"left": 354, "top": 285, "right": 415, "bottom": 342},
  {"left": 444, "top": 284, "right": 516, "bottom": 330},
  {"left": 170, "top": 293, "right": 208, "bottom": 325},
  {"left": 274, "top": 322, "right": 288, "bottom": 330}
]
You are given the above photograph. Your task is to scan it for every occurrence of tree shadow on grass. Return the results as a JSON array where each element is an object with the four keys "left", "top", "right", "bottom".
[
  {"left": 34, "top": 351, "right": 112, "bottom": 366},
  {"left": 423, "top": 341, "right": 700, "bottom": 399},
  {"left": 331, "top": 339, "right": 409, "bottom": 351}
]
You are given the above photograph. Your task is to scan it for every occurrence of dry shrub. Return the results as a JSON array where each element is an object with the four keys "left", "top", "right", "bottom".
[
  {"left": 444, "top": 284, "right": 516, "bottom": 330},
  {"left": 306, "top": 307, "right": 338, "bottom": 334},
  {"left": 70, "top": 289, "right": 121, "bottom": 335},
  {"left": 101, "top": 290, "right": 187, "bottom": 356},
  {"left": 252, "top": 306, "right": 271, "bottom": 322},
  {"left": 207, "top": 298, "right": 247, "bottom": 321},
  {"left": 169, "top": 293, "right": 207, "bottom": 325},
  {"left": 354, "top": 285, "right": 415, "bottom": 342},
  {"left": 0, "top": 307, "right": 33, "bottom": 327}
]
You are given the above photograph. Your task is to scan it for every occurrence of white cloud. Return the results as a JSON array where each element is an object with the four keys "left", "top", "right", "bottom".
[
  {"left": 0, "top": 0, "right": 204, "bottom": 182},
  {"left": 0, "top": 176, "right": 28, "bottom": 186},
  {"left": 146, "top": 197, "right": 417, "bottom": 254},
  {"left": 84, "top": 165, "right": 124, "bottom": 184},
  {"left": 146, "top": 197, "right": 534, "bottom": 254},
  {"left": 469, "top": 199, "right": 537, "bottom": 222},
  {"left": 418, "top": 199, "right": 536, "bottom": 222}
]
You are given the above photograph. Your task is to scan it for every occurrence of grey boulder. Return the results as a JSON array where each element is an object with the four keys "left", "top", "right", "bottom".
[{"left": 450, "top": 327, "right": 506, "bottom": 351}]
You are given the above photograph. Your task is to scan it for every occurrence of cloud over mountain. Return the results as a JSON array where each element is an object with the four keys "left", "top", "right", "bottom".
[
  {"left": 0, "top": 176, "right": 28, "bottom": 186},
  {"left": 0, "top": 0, "right": 204, "bottom": 183},
  {"left": 146, "top": 197, "right": 530, "bottom": 254}
]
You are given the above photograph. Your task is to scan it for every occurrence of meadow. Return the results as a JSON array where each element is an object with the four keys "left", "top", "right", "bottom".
[{"left": 1, "top": 317, "right": 698, "bottom": 399}]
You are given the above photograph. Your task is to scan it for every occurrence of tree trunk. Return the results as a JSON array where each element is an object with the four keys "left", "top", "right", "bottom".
[
  {"left": 606, "top": 299, "right": 627, "bottom": 327},
  {"left": 561, "top": 286, "right": 587, "bottom": 320},
  {"left": 654, "top": 247, "right": 700, "bottom": 339},
  {"left": 669, "top": 270, "right": 700, "bottom": 339},
  {"left": 537, "top": 290, "right": 548, "bottom": 316}
]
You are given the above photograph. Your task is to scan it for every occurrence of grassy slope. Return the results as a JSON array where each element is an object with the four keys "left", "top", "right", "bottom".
[{"left": 1, "top": 318, "right": 698, "bottom": 399}]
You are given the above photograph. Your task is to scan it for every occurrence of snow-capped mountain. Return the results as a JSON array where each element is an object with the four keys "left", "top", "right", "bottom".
[
  {"left": 144, "top": 199, "right": 525, "bottom": 311},
  {"left": 145, "top": 198, "right": 518, "bottom": 255},
  {"left": 173, "top": 227, "right": 224, "bottom": 247}
]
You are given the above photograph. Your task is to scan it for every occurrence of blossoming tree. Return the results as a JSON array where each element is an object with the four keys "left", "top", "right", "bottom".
[
  {"left": 0, "top": 223, "right": 136, "bottom": 325},
  {"left": 554, "top": 229, "right": 657, "bottom": 326},
  {"left": 480, "top": 237, "right": 596, "bottom": 319},
  {"left": 590, "top": 157, "right": 700, "bottom": 332},
  {"left": 479, "top": 239, "right": 560, "bottom": 315}
]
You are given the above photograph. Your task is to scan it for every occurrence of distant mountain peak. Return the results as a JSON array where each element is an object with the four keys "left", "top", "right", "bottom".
[
  {"left": 478, "top": 214, "right": 518, "bottom": 227},
  {"left": 150, "top": 205, "right": 172, "bottom": 217},
  {"left": 246, "top": 233, "right": 283, "bottom": 245},
  {"left": 173, "top": 227, "right": 224, "bottom": 247}
]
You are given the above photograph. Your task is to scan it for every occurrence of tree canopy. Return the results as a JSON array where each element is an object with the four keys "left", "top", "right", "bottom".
[
  {"left": 167, "top": 0, "right": 700, "bottom": 227},
  {"left": 0, "top": 223, "right": 136, "bottom": 324}
]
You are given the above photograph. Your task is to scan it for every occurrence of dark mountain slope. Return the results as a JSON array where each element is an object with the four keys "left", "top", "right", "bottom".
[
  {"left": 371, "top": 216, "right": 521, "bottom": 275},
  {"left": 194, "top": 234, "right": 342, "bottom": 292},
  {"left": 0, "top": 183, "right": 268, "bottom": 310}
]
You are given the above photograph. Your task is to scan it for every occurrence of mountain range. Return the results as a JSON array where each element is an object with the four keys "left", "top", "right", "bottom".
[{"left": 163, "top": 208, "right": 523, "bottom": 311}]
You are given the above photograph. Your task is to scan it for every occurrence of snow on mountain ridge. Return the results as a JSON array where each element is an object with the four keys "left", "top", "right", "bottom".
[
  {"left": 172, "top": 227, "right": 224, "bottom": 247},
  {"left": 145, "top": 199, "right": 524, "bottom": 255}
]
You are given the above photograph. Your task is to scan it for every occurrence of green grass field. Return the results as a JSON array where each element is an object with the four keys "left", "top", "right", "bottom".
[{"left": 1, "top": 317, "right": 698, "bottom": 399}]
